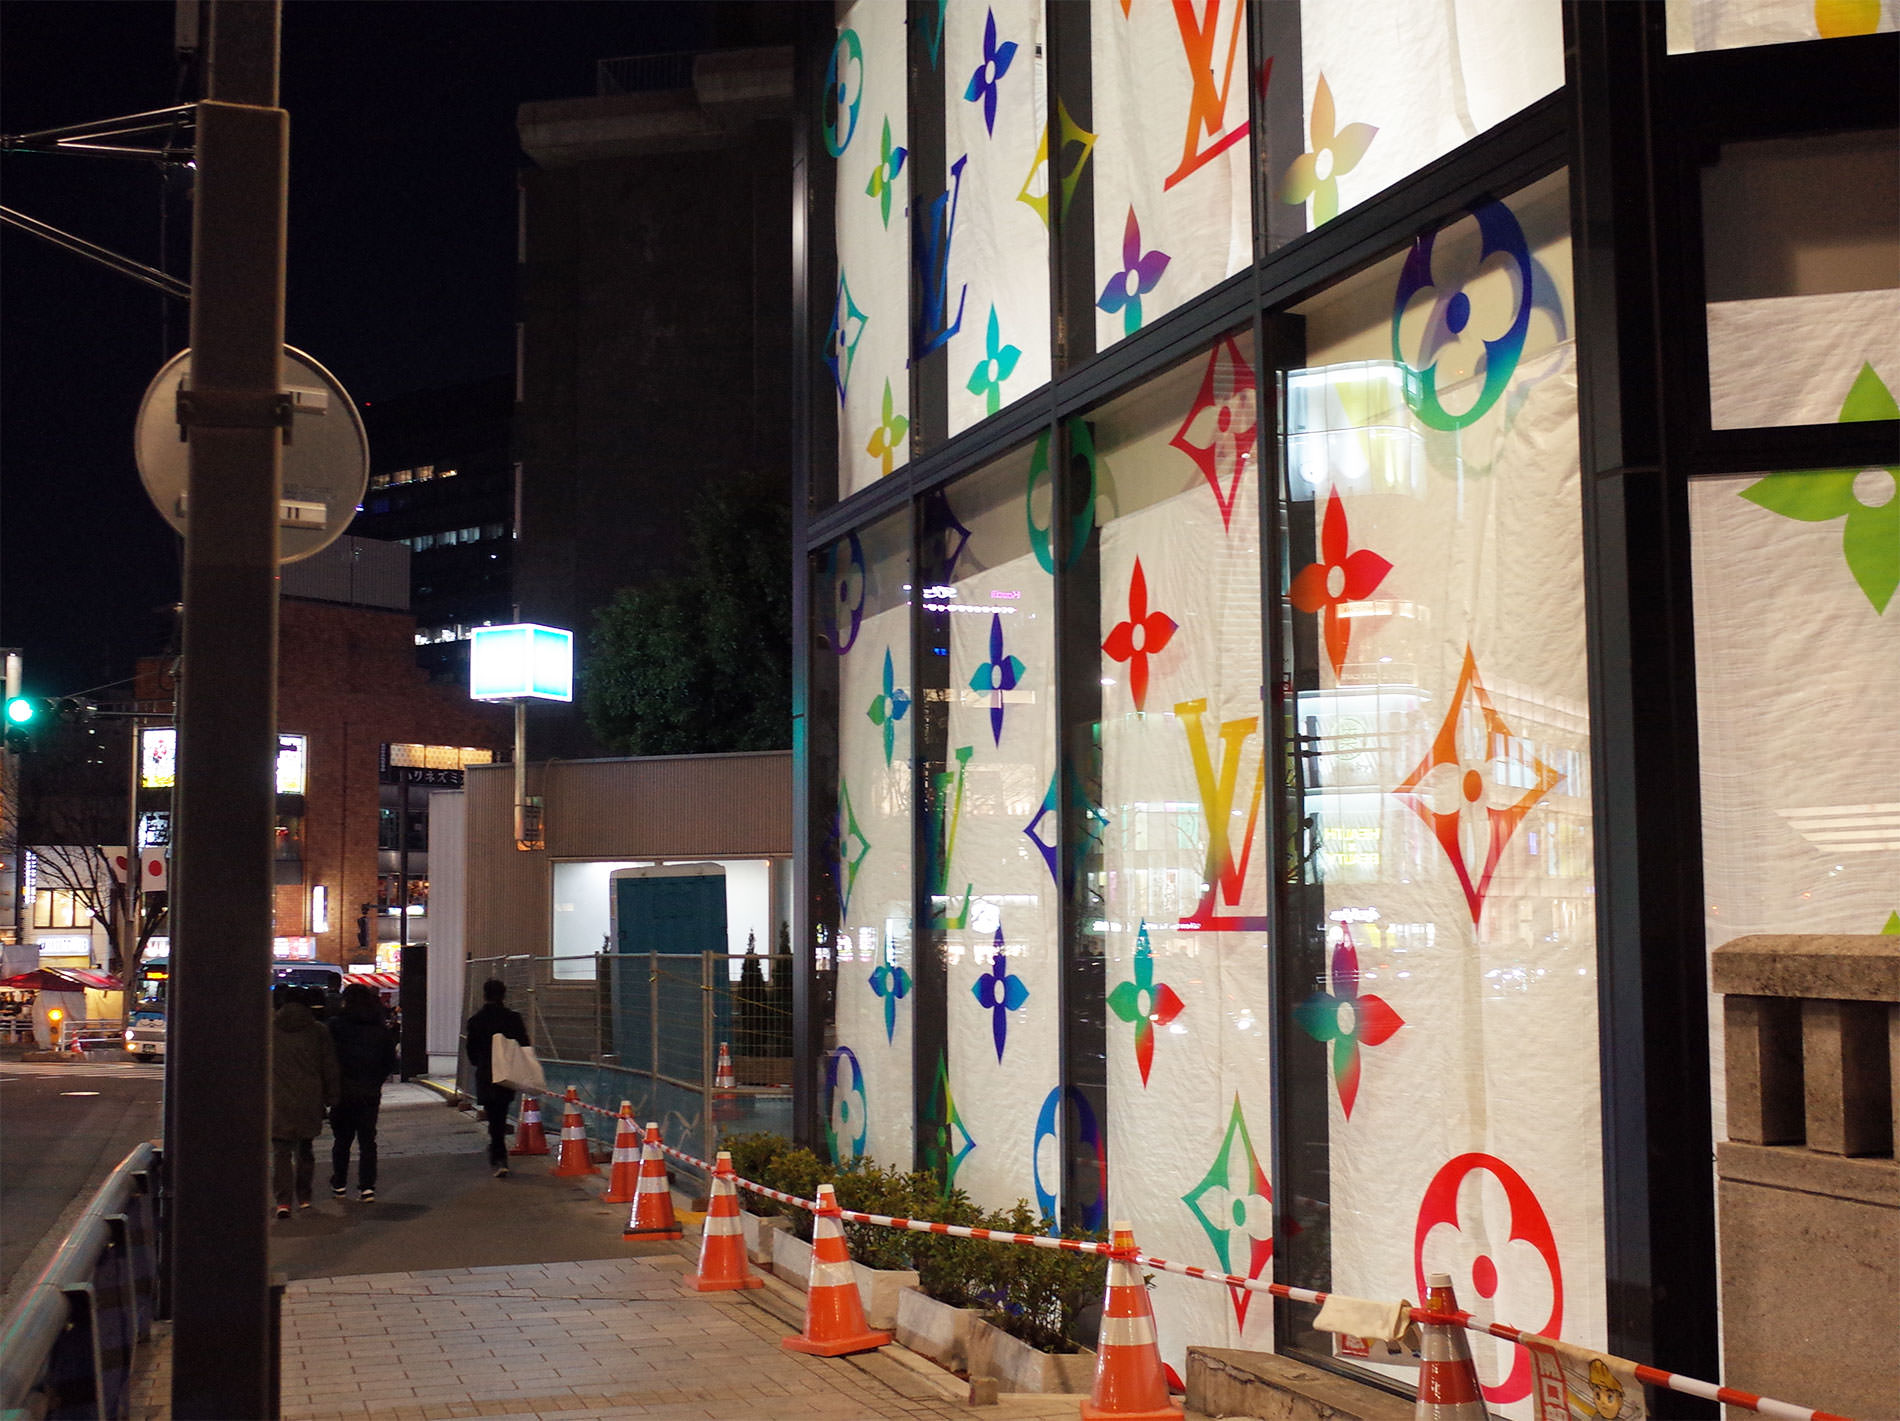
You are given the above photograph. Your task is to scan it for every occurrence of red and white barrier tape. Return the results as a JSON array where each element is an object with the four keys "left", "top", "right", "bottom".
[{"left": 552, "top": 1092, "right": 1855, "bottom": 1421}]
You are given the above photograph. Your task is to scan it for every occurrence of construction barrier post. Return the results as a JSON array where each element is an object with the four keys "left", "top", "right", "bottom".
[
  {"left": 1415, "top": 1273, "right": 1487, "bottom": 1421},
  {"left": 692, "top": 1150, "right": 763, "bottom": 1292},
  {"left": 782, "top": 1183, "right": 890, "bottom": 1357},
  {"left": 550, "top": 1086, "right": 600, "bottom": 1177},
  {"left": 601, "top": 1102, "right": 642, "bottom": 1203},
  {"left": 1080, "top": 1220, "right": 1181, "bottom": 1421},
  {"left": 623, "top": 1121, "right": 683, "bottom": 1241}
]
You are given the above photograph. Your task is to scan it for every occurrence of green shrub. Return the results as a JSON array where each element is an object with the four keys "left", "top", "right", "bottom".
[
  {"left": 970, "top": 1202, "right": 1106, "bottom": 1354},
  {"left": 717, "top": 1131, "right": 792, "bottom": 1216},
  {"left": 760, "top": 1146, "right": 827, "bottom": 1239}
]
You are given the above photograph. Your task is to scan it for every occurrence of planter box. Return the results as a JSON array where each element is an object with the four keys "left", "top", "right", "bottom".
[
  {"left": 894, "top": 1287, "right": 984, "bottom": 1371},
  {"left": 741, "top": 1209, "right": 788, "bottom": 1268},
  {"left": 766, "top": 1229, "right": 920, "bottom": 1329},
  {"left": 965, "top": 1315, "right": 1095, "bottom": 1395}
]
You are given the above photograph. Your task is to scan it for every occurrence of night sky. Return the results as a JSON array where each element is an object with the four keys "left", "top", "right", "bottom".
[{"left": 2, "top": 0, "right": 719, "bottom": 700}]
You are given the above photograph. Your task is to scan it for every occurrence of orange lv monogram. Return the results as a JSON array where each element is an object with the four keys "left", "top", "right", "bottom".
[
  {"left": 1176, "top": 697, "right": 1271, "bottom": 932},
  {"left": 1165, "top": 0, "right": 1251, "bottom": 192}
]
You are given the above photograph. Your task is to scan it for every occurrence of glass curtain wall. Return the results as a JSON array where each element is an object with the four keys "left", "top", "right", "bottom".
[
  {"left": 1277, "top": 171, "right": 1607, "bottom": 1404},
  {"left": 819, "top": 513, "right": 916, "bottom": 1168},
  {"left": 790, "top": 0, "right": 1900, "bottom": 1402}
]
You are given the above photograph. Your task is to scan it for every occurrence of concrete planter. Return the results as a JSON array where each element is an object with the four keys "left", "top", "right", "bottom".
[
  {"left": 965, "top": 1315, "right": 1095, "bottom": 1395},
  {"left": 771, "top": 1226, "right": 812, "bottom": 1286},
  {"left": 766, "top": 1229, "right": 920, "bottom": 1329},
  {"left": 740, "top": 1209, "right": 789, "bottom": 1268},
  {"left": 894, "top": 1287, "right": 984, "bottom": 1371}
]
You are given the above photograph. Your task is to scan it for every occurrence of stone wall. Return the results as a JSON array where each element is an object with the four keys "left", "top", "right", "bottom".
[{"left": 1711, "top": 934, "right": 1898, "bottom": 1419}]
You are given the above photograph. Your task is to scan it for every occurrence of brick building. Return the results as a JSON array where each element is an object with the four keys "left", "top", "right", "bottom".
[{"left": 138, "top": 589, "right": 510, "bottom": 970}]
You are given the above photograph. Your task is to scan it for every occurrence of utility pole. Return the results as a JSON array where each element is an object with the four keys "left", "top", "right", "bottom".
[{"left": 167, "top": 2, "right": 286, "bottom": 1416}]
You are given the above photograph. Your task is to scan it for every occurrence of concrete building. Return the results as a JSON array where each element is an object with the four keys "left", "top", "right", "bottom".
[
  {"left": 350, "top": 376, "right": 517, "bottom": 687},
  {"left": 512, "top": 38, "right": 797, "bottom": 758},
  {"left": 786, "top": 3, "right": 1897, "bottom": 1417}
]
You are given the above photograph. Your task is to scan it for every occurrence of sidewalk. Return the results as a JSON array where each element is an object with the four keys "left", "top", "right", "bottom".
[{"left": 125, "top": 1086, "right": 1105, "bottom": 1420}]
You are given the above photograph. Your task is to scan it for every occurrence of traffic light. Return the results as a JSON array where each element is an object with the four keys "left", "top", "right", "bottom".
[{"left": 4, "top": 696, "right": 50, "bottom": 751}]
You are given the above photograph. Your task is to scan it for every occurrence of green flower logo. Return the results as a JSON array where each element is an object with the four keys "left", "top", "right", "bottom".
[{"left": 1740, "top": 363, "right": 1899, "bottom": 614}]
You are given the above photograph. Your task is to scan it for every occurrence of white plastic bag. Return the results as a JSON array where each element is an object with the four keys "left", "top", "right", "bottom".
[{"left": 491, "top": 1035, "right": 547, "bottom": 1093}]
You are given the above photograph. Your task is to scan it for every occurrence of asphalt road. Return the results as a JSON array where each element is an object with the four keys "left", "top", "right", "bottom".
[{"left": 0, "top": 1061, "right": 164, "bottom": 1308}]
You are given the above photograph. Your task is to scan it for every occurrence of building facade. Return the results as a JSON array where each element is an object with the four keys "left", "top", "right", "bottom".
[
  {"left": 349, "top": 376, "right": 517, "bottom": 687},
  {"left": 790, "top": 1, "right": 1897, "bottom": 1412},
  {"left": 513, "top": 39, "right": 797, "bottom": 758},
  {"left": 136, "top": 591, "right": 511, "bottom": 971}
]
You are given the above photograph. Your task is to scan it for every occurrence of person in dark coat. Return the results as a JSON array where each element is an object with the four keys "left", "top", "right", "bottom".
[
  {"left": 272, "top": 985, "right": 339, "bottom": 1217},
  {"left": 464, "top": 979, "right": 529, "bottom": 1176},
  {"left": 327, "top": 983, "right": 397, "bottom": 1201}
]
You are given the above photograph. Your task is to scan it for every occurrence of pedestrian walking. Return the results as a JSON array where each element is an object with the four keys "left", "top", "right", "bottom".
[
  {"left": 465, "top": 979, "right": 529, "bottom": 1177},
  {"left": 328, "top": 982, "right": 397, "bottom": 1201},
  {"left": 272, "top": 984, "right": 339, "bottom": 1218}
]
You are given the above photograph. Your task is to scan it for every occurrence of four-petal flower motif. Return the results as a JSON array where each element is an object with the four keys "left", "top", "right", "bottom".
[
  {"left": 924, "top": 1055, "right": 976, "bottom": 1192},
  {"left": 833, "top": 777, "right": 871, "bottom": 917},
  {"left": 966, "top": 305, "right": 1023, "bottom": 416},
  {"left": 1102, "top": 558, "right": 1177, "bottom": 712},
  {"left": 866, "top": 647, "right": 912, "bottom": 765},
  {"left": 1281, "top": 74, "right": 1377, "bottom": 226},
  {"left": 1289, "top": 488, "right": 1393, "bottom": 678},
  {"left": 1740, "top": 362, "right": 1899, "bottom": 614},
  {"left": 1394, "top": 645, "right": 1563, "bottom": 924},
  {"left": 969, "top": 612, "right": 1025, "bottom": 745},
  {"left": 823, "top": 272, "right": 867, "bottom": 404},
  {"left": 963, "top": 8, "right": 1018, "bottom": 136},
  {"left": 1392, "top": 201, "right": 1533, "bottom": 431},
  {"left": 1293, "top": 927, "right": 1403, "bottom": 1119},
  {"left": 868, "top": 951, "right": 913, "bottom": 1045},
  {"left": 1107, "top": 921, "right": 1184, "bottom": 1087},
  {"left": 1170, "top": 336, "right": 1258, "bottom": 531},
  {"left": 1097, "top": 208, "right": 1171, "bottom": 337},
  {"left": 824, "top": 1046, "right": 867, "bottom": 1163},
  {"left": 1415, "top": 1153, "right": 1564, "bottom": 1406},
  {"left": 1182, "top": 1096, "right": 1274, "bottom": 1329},
  {"left": 971, "top": 927, "right": 1030, "bottom": 1063},
  {"left": 864, "top": 116, "right": 907, "bottom": 230},
  {"left": 866, "top": 377, "right": 910, "bottom": 476}
]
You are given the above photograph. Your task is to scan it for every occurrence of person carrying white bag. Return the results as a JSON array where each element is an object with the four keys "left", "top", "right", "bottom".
[{"left": 465, "top": 979, "right": 533, "bottom": 1177}]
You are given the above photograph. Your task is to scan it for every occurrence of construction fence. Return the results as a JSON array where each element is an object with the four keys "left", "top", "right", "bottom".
[{"left": 459, "top": 953, "right": 795, "bottom": 1171}]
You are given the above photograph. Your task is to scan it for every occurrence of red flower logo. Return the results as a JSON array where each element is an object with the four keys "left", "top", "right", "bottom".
[
  {"left": 1102, "top": 558, "right": 1177, "bottom": 712},
  {"left": 1289, "top": 489, "right": 1391, "bottom": 679}
]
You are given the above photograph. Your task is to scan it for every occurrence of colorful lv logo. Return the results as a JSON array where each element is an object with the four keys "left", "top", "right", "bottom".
[
  {"left": 1176, "top": 697, "right": 1270, "bottom": 931},
  {"left": 914, "top": 154, "right": 969, "bottom": 361},
  {"left": 1164, "top": 0, "right": 1250, "bottom": 192}
]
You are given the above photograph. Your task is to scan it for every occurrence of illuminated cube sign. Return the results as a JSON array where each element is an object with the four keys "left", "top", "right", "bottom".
[{"left": 468, "top": 624, "right": 574, "bottom": 702}]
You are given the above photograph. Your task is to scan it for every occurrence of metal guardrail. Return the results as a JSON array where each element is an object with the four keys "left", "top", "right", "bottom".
[{"left": 0, "top": 1141, "right": 163, "bottom": 1421}]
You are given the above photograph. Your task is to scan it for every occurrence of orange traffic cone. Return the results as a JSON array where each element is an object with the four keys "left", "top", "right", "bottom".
[
  {"left": 550, "top": 1086, "right": 600, "bottom": 1177},
  {"left": 510, "top": 1093, "right": 549, "bottom": 1156},
  {"left": 1415, "top": 1273, "right": 1486, "bottom": 1420},
  {"left": 782, "top": 1182, "right": 890, "bottom": 1356},
  {"left": 1080, "top": 1220, "right": 1181, "bottom": 1421},
  {"left": 692, "top": 1150, "right": 763, "bottom": 1292},
  {"left": 712, "top": 1041, "right": 740, "bottom": 1121},
  {"left": 600, "top": 1102, "right": 643, "bottom": 1203},
  {"left": 622, "top": 1121, "right": 683, "bottom": 1240}
]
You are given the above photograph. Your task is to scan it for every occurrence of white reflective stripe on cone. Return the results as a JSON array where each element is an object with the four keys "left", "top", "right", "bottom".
[
  {"left": 1097, "top": 1313, "right": 1157, "bottom": 1348},
  {"left": 705, "top": 1212, "right": 743, "bottom": 1237},
  {"left": 1106, "top": 1258, "right": 1144, "bottom": 1290},
  {"left": 809, "top": 1258, "right": 856, "bottom": 1289},
  {"left": 638, "top": 1173, "right": 668, "bottom": 1193}
]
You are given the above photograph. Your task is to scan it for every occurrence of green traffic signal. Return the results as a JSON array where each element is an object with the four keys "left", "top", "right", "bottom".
[{"left": 4, "top": 695, "right": 39, "bottom": 726}]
